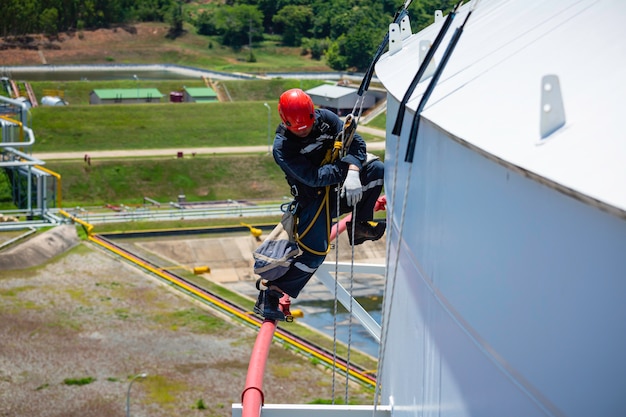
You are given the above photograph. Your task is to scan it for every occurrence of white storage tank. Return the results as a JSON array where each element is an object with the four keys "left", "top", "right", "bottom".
[{"left": 41, "top": 96, "right": 67, "bottom": 106}]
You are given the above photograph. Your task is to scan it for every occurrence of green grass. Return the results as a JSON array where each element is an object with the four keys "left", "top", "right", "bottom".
[
  {"left": 5, "top": 56, "right": 383, "bottom": 210},
  {"left": 368, "top": 111, "right": 387, "bottom": 130},
  {"left": 44, "top": 150, "right": 384, "bottom": 207},
  {"left": 32, "top": 101, "right": 279, "bottom": 152},
  {"left": 187, "top": 36, "right": 330, "bottom": 74},
  {"left": 28, "top": 78, "right": 330, "bottom": 153},
  {"left": 63, "top": 377, "right": 96, "bottom": 386},
  {"left": 37, "top": 22, "right": 333, "bottom": 74},
  {"left": 161, "top": 29, "right": 331, "bottom": 74},
  {"left": 153, "top": 308, "right": 230, "bottom": 333},
  {"left": 30, "top": 78, "right": 326, "bottom": 107},
  {"left": 145, "top": 374, "right": 185, "bottom": 407},
  {"left": 21, "top": 76, "right": 385, "bottom": 208},
  {"left": 88, "top": 216, "right": 280, "bottom": 234},
  {"left": 46, "top": 154, "right": 288, "bottom": 207}
]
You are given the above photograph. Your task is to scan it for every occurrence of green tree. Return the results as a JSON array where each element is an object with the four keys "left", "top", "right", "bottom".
[
  {"left": 40, "top": 8, "right": 60, "bottom": 37},
  {"left": 133, "top": 0, "right": 175, "bottom": 22},
  {"left": 340, "top": 26, "right": 377, "bottom": 71},
  {"left": 310, "top": 0, "right": 347, "bottom": 39},
  {"left": 2, "top": 0, "right": 38, "bottom": 37},
  {"left": 213, "top": 4, "right": 263, "bottom": 50},
  {"left": 237, "top": 0, "right": 278, "bottom": 33},
  {"left": 167, "top": 0, "right": 184, "bottom": 37},
  {"left": 194, "top": 10, "right": 217, "bottom": 36},
  {"left": 408, "top": 0, "right": 460, "bottom": 31},
  {"left": 272, "top": 5, "right": 312, "bottom": 47},
  {"left": 323, "top": 2, "right": 387, "bottom": 70},
  {"left": 325, "top": 39, "right": 347, "bottom": 70},
  {"left": 302, "top": 37, "right": 328, "bottom": 60}
]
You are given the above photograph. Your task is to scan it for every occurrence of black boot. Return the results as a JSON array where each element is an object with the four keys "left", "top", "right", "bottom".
[
  {"left": 346, "top": 220, "right": 386, "bottom": 246},
  {"left": 254, "top": 289, "right": 286, "bottom": 321}
]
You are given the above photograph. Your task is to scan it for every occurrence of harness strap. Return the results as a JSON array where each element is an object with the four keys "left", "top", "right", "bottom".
[{"left": 295, "top": 185, "right": 332, "bottom": 256}]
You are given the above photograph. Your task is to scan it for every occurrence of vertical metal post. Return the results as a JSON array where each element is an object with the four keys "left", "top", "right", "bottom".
[
  {"left": 133, "top": 74, "right": 139, "bottom": 101},
  {"left": 126, "top": 372, "right": 147, "bottom": 417},
  {"left": 263, "top": 102, "right": 271, "bottom": 154}
]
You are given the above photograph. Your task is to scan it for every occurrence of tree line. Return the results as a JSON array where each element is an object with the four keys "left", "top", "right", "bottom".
[{"left": 1, "top": 0, "right": 459, "bottom": 71}]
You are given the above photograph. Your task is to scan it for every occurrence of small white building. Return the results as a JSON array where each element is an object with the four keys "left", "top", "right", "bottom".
[{"left": 306, "top": 85, "right": 376, "bottom": 116}]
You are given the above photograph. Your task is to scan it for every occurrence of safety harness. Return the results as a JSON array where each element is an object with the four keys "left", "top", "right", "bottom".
[{"left": 294, "top": 116, "right": 357, "bottom": 256}]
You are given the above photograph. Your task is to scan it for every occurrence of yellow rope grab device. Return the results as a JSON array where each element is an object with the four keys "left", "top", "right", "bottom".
[{"left": 294, "top": 114, "right": 358, "bottom": 256}]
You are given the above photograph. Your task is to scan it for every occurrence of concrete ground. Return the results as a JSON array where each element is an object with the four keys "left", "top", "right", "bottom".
[
  {"left": 0, "top": 225, "right": 383, "bottom": 417},
  {"left": 129, "top": 229, "right": 387, "bottom": 302}
]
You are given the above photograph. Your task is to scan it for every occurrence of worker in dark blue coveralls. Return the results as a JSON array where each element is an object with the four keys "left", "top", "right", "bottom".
[{"left": 254, "top": 88, "right": 385, "bottom": 321}]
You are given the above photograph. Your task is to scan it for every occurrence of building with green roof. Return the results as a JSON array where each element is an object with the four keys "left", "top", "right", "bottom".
[
  {"left": 182, "top": 87, "right": 218, "bottom": 103},
  {"left": 89, "top": 88, "right": 164, "bottom": 105}
]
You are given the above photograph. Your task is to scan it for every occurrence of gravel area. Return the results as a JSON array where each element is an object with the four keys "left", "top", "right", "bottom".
[{"left": 0, "top": 228, "right": 374, "bottom": 417}]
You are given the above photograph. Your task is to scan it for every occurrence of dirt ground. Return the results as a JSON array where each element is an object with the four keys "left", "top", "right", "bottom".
[
  {"left": 0, "top": 24, "right": 199, "bottom": 66},
  {"left": 0, "top": 227, "right": 377, "bottom": 417}
]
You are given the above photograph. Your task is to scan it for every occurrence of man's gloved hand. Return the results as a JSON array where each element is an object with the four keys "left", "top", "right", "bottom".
[{"left": 341, "top": 169, "right": 362, "bottom": 206}]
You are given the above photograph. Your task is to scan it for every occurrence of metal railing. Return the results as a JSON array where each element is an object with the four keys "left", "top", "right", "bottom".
[{"left": 59, "top": 202, "right": 283, "bottom": 224}]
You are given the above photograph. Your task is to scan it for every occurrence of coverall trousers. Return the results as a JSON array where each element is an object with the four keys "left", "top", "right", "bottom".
[{"left": 272, "top": 159, "right": 384, "bottom": 298}]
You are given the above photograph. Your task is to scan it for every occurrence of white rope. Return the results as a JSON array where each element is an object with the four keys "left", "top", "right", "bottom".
[
  {"left": 332, "top": 112, "right": 363, "bottom": 403},
  {"left": 331, "top": 179, "right": 341, "bottom": 404},
  {"left": 374, "top": 1, "right": 483, "bottom": 410},
  {"left": 373, "top": 128, "right": 406, "bottom": 411},
  {"left": 344, "top": 205, "right": 357, "bottom": 404}
]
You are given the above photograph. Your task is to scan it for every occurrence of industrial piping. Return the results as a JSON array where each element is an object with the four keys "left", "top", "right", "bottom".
[{"left": 240, "top": 196, "right": 386, "bottom": 417}]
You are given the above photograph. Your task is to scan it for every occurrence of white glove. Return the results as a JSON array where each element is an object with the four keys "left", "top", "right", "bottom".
[{"left": 341, "top": 169, "right": 362, "bottom": 206}]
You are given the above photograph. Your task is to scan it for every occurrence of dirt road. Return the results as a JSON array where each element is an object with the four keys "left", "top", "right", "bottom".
[{"left": 32, "top": 135, "right": 386, "bottom": 161}]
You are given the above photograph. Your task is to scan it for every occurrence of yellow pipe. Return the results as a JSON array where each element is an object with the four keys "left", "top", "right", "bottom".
[
  {"left": 59, "top": 209, "right": 93, "bottom": 236},
  {"left": 240, "top": 222, "right": 263, "bottom": 238},
  {"left": 0, "top": 115, "right": 24, "bottom": 142},
  {"left": 90, "top": 234, "right": 262, "bottom": 329},
  {"left": 159, "top": 265, "right": 211, "bottom": 274},
  {"left": 192, "top": 266, "right": 210, "bottom": 274},
  {"left": 87, "top": 233, "right": 375, "bottom": 387},
  {"left": 34, "top": 165, "right": 62, "bottom": 208},
  {"left": 51, "top": 213, "right": 375, "bottom": 386}
]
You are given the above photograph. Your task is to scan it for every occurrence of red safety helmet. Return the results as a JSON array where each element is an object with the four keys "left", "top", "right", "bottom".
[{"left": 278, "top": 88, "right": 315, "bottom": 134}]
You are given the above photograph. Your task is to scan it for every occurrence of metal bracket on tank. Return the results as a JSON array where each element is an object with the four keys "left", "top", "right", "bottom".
[
  {"left": 400, "top": 15, "right": 412, "bottom": 40},
  {"left": 389, "top": 23, "right": 402, "bottom": 55},
  {"left": 418, "top": 40, "right": 437, "bottom": 79},
  {"left": 540, "top": 74, "right": 566, "bottom": 139},
  {"left": 435, "top": 10, "right": 444, "bottom": 23},
  {"left": 389, "top": 15, "right": 414, "bottom": 55}
]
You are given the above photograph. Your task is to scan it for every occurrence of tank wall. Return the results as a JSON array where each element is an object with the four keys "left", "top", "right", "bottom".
[{"left": 381, "top": 98, "right": 626, "bottom": 417}]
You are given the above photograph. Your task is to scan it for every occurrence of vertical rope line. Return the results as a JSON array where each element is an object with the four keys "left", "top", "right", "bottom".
[
  {"left": 373, "top": 130, "right": 404, "bottom": 412},
  {"left": 344, "top": 205, "right": 357, "bottom": 404},
  {"left": 331, "top": 159, "right": 343, "bottom": 405}
]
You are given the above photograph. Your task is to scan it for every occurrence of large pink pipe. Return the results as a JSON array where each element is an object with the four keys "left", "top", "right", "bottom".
[
  {"left": 241, "top": 195, "right": 386, "bottom": 416},
  {"left": 241, "top": 319, "right": 277, "bottom": 417}
]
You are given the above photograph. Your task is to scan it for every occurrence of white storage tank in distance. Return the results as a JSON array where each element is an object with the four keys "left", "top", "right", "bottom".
[{"left": 41, "top": 96, "right": 67, "bottom": 106}]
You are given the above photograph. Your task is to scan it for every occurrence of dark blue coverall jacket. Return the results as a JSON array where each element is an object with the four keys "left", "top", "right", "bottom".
[{"left": 270, "top": 108, "right": 384, "bottom": 298}]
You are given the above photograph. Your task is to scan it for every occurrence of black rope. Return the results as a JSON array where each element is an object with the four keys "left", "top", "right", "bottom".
[
  {"left": 391, "top": 1, "right": 463, "bottom": 137},
  {"left": 405, "top": 5, "right": 476, "bottom": 163},
  {"left": 357, "top": 0, "right": 414, "bottom": 97}
]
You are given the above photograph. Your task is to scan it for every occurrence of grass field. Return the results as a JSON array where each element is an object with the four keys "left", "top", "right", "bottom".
[
  {"left": 28, "top": 78, "right": 341, "bottom": 152},
  {"left": 0, "top": 22, "right": 333, "bottom": 73},
  {"left": 45, "top": 154, "right": 288, "bottom": 207},
  {"left": 1, "top": 23, "right": 387, "bottom": 211},
  {"left": 30, "top": 78, "right": 327, "bottom": 107},
  {"left": 32, "top": 101, "right": 282, "bottom": 152}
]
